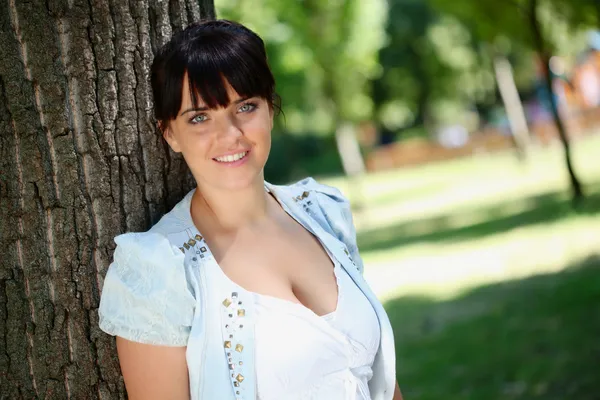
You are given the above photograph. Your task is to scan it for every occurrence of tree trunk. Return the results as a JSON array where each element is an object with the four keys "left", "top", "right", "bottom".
[
  {"left": 528, "top": 0, "right": 584, "bottom": 203},
  {"left": 334, "top": 122, "right": 366, "bottom": 210},
  {"left": 493, "top": 55, "right": 531, "bottom": 160},
  {"left": 0, "top": 1, "right": 214, "bottom": 398}
]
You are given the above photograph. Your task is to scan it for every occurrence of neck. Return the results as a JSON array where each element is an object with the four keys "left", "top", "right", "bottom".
[{"left": 191, "top": 176, "right": 271, "bottom": 232}]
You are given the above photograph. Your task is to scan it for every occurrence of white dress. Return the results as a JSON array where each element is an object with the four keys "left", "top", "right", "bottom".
[{"left": 253, "top": 259, "right": 381, "bottom": 400}]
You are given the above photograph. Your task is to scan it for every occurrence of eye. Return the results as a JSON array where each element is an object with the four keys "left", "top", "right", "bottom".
[
  {"left": 238, "top": 102, "right": 257, "bottom": 113},
  {"left": 190, "top": 114, "right": 208, "bottom": 124}
]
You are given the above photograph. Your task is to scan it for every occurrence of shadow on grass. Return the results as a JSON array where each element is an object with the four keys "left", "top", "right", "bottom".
[
  {"left": 358, "top": 185, "right": 600, "bottom": 253},
  {"left": 385, "top": 254, "right": 600, "bottom": 400}
]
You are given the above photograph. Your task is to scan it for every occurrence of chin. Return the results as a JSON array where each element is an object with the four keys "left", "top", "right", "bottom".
[{"left": 211, "top": 165, "right": 265, "bottom": 191}]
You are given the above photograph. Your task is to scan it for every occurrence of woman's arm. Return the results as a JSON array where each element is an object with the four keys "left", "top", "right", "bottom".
[
  {"left": 393, "top": 380, "right": 404, "bottom": 400},
  {"left": 116, "top": 337, "right": 190, "bottom": 400}
]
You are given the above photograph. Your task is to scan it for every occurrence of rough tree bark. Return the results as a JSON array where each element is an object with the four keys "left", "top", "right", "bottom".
[{"left": 0, "top": 0, "right": 214, "bottom": 398}]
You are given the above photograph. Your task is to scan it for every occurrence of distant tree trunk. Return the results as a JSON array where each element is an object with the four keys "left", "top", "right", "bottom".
[
  {"left": 528, "top": 0, "right": 584, "bottom": 203},
  {"left": 0, "top": 1, "right": 214, "bottom": 398},
  {"left": 493, "top": 56, "right": 531, "bottom": 160},
  {"left": 334, "top": 122, "right": 366, "bottom": 210}
]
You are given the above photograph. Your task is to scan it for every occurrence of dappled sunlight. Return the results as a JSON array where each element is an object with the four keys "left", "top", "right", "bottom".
[{"left": 353, "top": 136, "right": 600, "bottom": 231}]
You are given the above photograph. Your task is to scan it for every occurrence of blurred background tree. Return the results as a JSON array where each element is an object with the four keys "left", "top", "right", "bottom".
[{"left": 428, "top": 0, "right": 597, "bottom": 202}]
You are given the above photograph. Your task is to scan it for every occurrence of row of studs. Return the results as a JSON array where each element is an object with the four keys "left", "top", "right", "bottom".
[
  {"left": 222, "top": 291, "right": 246, "bottom": 399},
  {"left": 179, "top": 234, "right": 208, "bottom": 255},
  {"left": 294, "top": 191, "right": 314, "bottom": 213}
]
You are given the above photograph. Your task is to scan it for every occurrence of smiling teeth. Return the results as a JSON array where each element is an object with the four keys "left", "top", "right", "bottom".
[{"left": 215, "top": 152, "right": 247, "bottom": 163}]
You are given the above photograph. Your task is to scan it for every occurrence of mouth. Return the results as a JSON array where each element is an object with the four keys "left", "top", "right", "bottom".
[{"left": 213, "top": 150, "right": 249, "bottom": 164}]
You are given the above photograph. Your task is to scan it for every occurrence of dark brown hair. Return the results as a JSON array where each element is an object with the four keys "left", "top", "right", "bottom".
[{"left": 151, "top": 20, "right": 280, "bottom": 126}]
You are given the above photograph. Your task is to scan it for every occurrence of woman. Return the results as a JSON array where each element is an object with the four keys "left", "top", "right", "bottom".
[{"left": 98, "top": 19, "right": 403, "bottom": 400}]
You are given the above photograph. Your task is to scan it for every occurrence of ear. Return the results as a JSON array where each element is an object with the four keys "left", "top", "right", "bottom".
[{"left": 161, "top": 123, "right": 182, "bottom": 153}]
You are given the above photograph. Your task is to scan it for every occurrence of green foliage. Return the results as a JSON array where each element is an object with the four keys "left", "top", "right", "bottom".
[
  {"left": 427, "top": 0, "right": 591, "bottom": 57},
  {"left": 263, "top": 131, "right": 344, "bottom": 184},
  {"left": 216, "top": 0, "right": 388, "bottom": 133},
  {"left": 550, "top": 0, "right": 600, "bottom": 30},
  {"left": 373, "top": 0, "right": 499, "bottom": 130}
]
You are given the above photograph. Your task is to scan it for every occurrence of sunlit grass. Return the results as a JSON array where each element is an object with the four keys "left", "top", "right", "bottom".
[{"left": 323, "top": 134, "right": 600, "bottom": 300}]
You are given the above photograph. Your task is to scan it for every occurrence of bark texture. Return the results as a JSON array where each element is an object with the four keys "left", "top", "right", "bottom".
[{"left": 0, "top": 0, "right": 214, "bottom": 398}]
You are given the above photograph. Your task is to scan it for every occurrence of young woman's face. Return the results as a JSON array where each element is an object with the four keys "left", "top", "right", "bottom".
[{"left": 163, "top": 77, "right": 273, "bottom": 191}]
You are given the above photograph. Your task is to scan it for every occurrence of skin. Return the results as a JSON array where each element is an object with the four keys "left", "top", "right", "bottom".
[{"left": 116, "top": 76, "right": 403, "bottom": 400}]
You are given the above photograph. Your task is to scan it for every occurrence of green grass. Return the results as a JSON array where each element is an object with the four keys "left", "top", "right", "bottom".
[
  {"left": 386, "top": 256, "right": 600, "bottom": 400},
  {"left": 323, "top": 134, "right": 600, "bottom": 399}
]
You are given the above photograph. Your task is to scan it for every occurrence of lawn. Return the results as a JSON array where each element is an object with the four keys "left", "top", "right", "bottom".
[
  {"left": 324, "top": 134, "right": 600, "bottom": 399},
  {"left": 387, "top": 255, "right": 600, "bottom": 400}
]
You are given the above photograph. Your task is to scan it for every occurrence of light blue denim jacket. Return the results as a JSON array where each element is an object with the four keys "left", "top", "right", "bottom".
[{"left": 98, "top": 178, "right": 396, "bottom": 400}]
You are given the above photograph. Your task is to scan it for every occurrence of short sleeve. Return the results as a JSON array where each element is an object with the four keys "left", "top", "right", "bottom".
[
  {"left": 98, "top": 232, "right": 196, "bottom": 346},
  {"left": 298, "top": 177, "right": 365, "bottom": 275}
]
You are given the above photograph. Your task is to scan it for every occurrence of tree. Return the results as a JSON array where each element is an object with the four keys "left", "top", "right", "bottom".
[
  {"left": 0, "top": 0, "right": 214, "bottom": 397},
  {"left": 429, "top": 0, "right": 587, "bottom": 202}
]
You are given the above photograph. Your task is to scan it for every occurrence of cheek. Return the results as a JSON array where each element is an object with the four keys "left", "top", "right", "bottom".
[
  {"left": 244, "top": 116, "right": 272, "bottom": 141},
  {"left": 179, "top": 128, "right": 213, "bottom": 155}
]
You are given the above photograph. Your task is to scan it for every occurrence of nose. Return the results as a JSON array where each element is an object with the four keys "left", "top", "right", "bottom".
[{"left": 216, "top": 116, "right": 243, "bottom": 143}]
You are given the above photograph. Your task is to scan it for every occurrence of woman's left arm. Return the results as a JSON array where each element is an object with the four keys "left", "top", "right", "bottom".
[{"left": 393, "top": 380, "right": 403, "bottom": 400}]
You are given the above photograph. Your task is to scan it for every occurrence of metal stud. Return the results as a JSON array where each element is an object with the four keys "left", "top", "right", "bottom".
[
  {"left": 224, "top": 341, "right": 231, "bottom": 348},
  {"left": 235, "top": 344, "right": 243, "bottom": 352},
  {"left": 194, "top": 234, "right": 202, "bottom": 241},
  {"left": 200, "top": 247, "right": 207, "bottom": 253},
  {"left": 179, "top": 247, "right": 185, "bottom": 253},
  {"left": 236, "top": 374, "right": 244, "bottom": 383},
  {"left": 237, "top": 309, "right": 245, "bottom": 317},
  {"left": 188, "top": 239, "right": 196, "bottom": 246},
  {"left": 234, "top": 381, "right": 240, "bottom": 387},
  {"left": 239, "top": 361, "right": 243, "bottom": 365},
  {"left": 302, "top": 191, "right": 309, "bottom": 198},
  {"left": 223, "top": 298, "right": 232, "bottom": 308},
  {"left": 232, "top": 292, "right": 238, "bottom": 298}
]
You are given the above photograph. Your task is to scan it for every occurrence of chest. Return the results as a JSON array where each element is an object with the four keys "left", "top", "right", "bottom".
[{"left": 206, "top": 217, "right": 339, "bottom": 317}]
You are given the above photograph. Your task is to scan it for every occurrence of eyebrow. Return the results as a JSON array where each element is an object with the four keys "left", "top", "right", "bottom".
[{"left": 179, "top": 97, "right": 252, "bottom": 116}]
